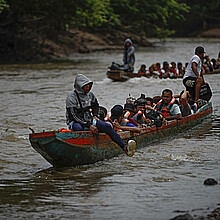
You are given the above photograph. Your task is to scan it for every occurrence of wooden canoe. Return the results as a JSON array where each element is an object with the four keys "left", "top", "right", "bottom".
[
  {"left": 107, "top": 70, "right": 183, "bottom": 81},
  {"left": 107, "top": 69, "right": 220, "bottom": 81},
  {"left": 107, "top": 70, "right": 141, "bottom": 81},
  {"left": 29, "top": 102, "right": 212, "bottom": 168}
]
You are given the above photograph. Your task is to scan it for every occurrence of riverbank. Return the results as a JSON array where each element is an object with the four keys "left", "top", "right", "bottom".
[
  {"left": 0, "top": 28, "right": 153, "bottom": 64},
  {"left": 200, "top": 28, "right": 220, "bottom": 38},
  {"left": 39, "top": 28, "right": 220, "bottom": 58},
  {"left": 1, "top": 28, "right": 219, "bottom": 64},
  {"left": 41, "top": 28, "right": 153, "bottom": 57}
]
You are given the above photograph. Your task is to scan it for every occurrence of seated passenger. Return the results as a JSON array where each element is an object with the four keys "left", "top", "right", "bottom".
[
  {"left": 161, "top": 61, "right": 169, "bottom": 75},
  {"left": 146, "top": 97, "right": 154, "bottom": 108},
  {"left": 156, "top": 62, "right": 162, "bottom": 76},
  {"left": 184, "top": 62, "right": 189, "bottom": 73},
  {"left": 66, "top": 74, "right": 136, "bottom": 156},
  {"left": 138, "top": 64, "right": 147, "bottom": 75},
  {"left": 170, "top": 62, "right": 178, "bottom": 76},
  {"left": 162, "top": 67, "right": 171, "bottom": 77},
  {"left": 145, "top": 97, "right": 155, "bottom": 117},
  {"left": 151, "top": 64, "right": 160, "bottom": 76},
  {"left": 153, "top": 96, "right": 161, "bottom": 105},
  {"left": 132, "top": 97, "right": 151, "bottom": 126},
  {"left": 202, "top": 62, "right": 210, "bottom": 74},
  {"left": 122, "top": 103, "right": 139, "bottom": 127},
  {"left": 203, "top": 55, "right": 214, "bottom": 72},
  {"left": 154, "top": 89, "right": 182, "bottom": 121},
  {"left": 177, "top": 62, "right": 185, "bottom": 76},
  {"left": 144, "top": 98, "right": 165, "bottom": 127},
  {"left": 98, "top": 106, "right": 107, "bottom": 121},
  {"left": 174, "top": 90, "right": 192, "bottom": 117},
  {"left": 106, "top": 105, "right": 141, "bottom": 133},
  {"left": 148, "top": 66, "right": 155, "bottom": 77}
]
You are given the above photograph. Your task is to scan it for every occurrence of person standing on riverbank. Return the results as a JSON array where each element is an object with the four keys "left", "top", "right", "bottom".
[
  {"left": 66, "top": 74, "right": 136, "bottom": 157},
  {"left": 183, "top": 46, "right": 206, "bottom": 101},
  {"left": 123, "top": 38, "right": 135, "bottom": 72}
]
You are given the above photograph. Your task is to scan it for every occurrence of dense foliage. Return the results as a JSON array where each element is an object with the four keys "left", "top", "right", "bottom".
[
  {"left": 170, "top": 0, "right": 220, "bottom": 36},
  {"left": 0, "top": 0, "right": 219, "bottom": 62}
]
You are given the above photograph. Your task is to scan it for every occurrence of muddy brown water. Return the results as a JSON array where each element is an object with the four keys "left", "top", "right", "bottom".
[{"left": 0, "top": 38, "right": 220, "bottom": 219}]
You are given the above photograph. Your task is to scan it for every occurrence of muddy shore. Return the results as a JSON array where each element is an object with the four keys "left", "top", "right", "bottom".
[
  {"left": 1, "top": 28, "right": 219, "bottom": 64},
  {"left": 42, "top": 28, "right": 153, "bottom": 58},
  {"left": 42, "top": 28, "right": 220, "bottom": 59}
]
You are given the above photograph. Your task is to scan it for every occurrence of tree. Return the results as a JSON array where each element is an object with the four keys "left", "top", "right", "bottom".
[
  {"left": 170, "top": 0, "right": 220, "bottom": 36},
  {"left": 109, "top": 0, "right": 189, "bottom": 37},
  {"left": 0, "top": 0, "right": 9, "bottom": 14}
]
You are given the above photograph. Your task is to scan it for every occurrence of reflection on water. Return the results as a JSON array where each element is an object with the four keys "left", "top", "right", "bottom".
[{"left": 0, "top": 38, "right": 220, "bottom": 219}]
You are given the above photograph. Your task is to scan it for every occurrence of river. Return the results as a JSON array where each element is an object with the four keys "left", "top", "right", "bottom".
[{"left": 0, "top": 38, "right": 220, "bottom": 219}]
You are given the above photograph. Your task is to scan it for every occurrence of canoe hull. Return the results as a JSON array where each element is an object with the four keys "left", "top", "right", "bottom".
[
  {"left": 107, "top": 70, "right": 141, "bottom": 81},
  {"left": 107, "top": 69, "right": 220, "bottom": 81},
  {"left": 29, "top": 102, "right": 212, "bottom": 167}
]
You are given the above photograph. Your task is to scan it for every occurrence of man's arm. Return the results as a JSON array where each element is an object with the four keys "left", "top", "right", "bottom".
[
  {"left": 192, "top": 61, "right": 204, "bottom": 80},
  {"left": 191, "top": 62, "right": 200, "bottom": 77},
  {"left": 113, "top": 121, "right": 141, "bottom": 133},
  {"left": 128, "top": 117, "right": 138, "bottom": 126},
  {"left": 165, "top": 104, "right": 182, "bottom": 121},
  {"left": 192, "top": 61, "right": 204, "bottom": 86},
  {"left": 173, "top": 94, "right": 181, "bottom": 98},
  {"left": 127, "top": 46, "right": 135, "bottom": 57}
]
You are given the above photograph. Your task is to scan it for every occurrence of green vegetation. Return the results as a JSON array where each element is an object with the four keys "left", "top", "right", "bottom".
[
  {"left": 0, "top": 0, "right": 219, "bottom": 62},
  {"left": 171, "top": 0, "right": 220, "bottom": 36}
]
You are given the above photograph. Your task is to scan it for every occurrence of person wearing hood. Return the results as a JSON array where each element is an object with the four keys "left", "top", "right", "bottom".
[
  {"left": 123, "top": 38, "right": 135, "bottom": 72},
  {"left": 66, "top": 74, "right": 136, "bottom": 157}
]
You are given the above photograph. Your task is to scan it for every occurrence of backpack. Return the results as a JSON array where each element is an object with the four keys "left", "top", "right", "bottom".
[
  {"left": 199, "top": 83, "right": 212, "bottom": 101},
  {"left": 109, "top": 62, "right": 130, "bottom": 72},
  {"left": 145, "top": 110, "right": 164, "bottom": 127}
]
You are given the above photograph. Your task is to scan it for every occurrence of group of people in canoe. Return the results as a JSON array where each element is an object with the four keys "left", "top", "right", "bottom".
[
  {"left": 138, "top": 61, "right": 185, "bottom": 78},
  {"left": 66, "top": 45, "right": 213, "bottom": 157},
  {"left": 137, "top": 55, "right": 220, "bottom": 78},
  {"left": 109, "top": 38, "right": 220, "bottom": 79}
]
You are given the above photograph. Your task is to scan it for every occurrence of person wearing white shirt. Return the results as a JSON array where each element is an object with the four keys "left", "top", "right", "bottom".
[{"left": 183, "top": 46, "right": 206, "bottom": 101}]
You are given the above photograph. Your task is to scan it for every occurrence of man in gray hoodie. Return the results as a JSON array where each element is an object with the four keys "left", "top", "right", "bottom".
[
  {"left": 123, "top": 38, "right": 135, "bottom": 72},
  {"left": 66, "top": 74, "right": 99, "bottom": 132},
  {"left": 66, "top": 74, "right": 136, "bottom": 157}
]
